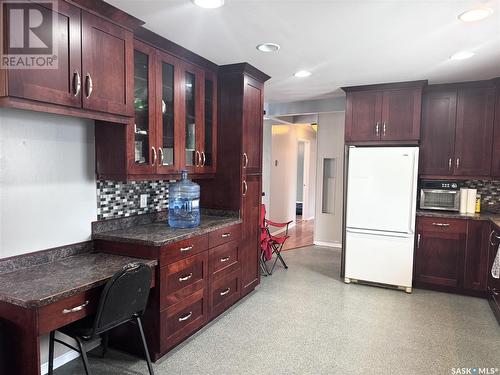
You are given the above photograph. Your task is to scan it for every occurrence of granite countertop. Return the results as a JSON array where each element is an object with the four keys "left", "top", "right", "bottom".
[
  {"left": 416, "top": 210, "right": 500, "bottom": 228},
  {"left": 92, "top": 215, "right": 242, "bottom": 247},
  {"left": 0, "top": 253, "right": 157, "bottom": 308}
]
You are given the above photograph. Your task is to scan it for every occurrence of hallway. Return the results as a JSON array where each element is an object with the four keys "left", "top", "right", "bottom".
[{"left": 282, "top": 217, "right": 314, "bottom": 251}]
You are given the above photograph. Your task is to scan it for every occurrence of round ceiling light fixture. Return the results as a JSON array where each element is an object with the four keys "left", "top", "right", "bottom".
[
  {"left": 192, "top": 0, "right": 225, "bottom": 9},
  {"left": 450, "top": 51, "right": 475, "bottom": 60},
  {"left": 293, "top": 70, "right": 312, "bottom": 78},
  {"left": 458, "top": 7, "right": 493, "bottom": 22},
  {"left": 256, "top": 43, "right": 280, "bottom": 53}
]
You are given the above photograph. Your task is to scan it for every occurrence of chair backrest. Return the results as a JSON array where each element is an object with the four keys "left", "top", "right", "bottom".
[{"left": 92, "top": 263, "right": 152, "bottom": 336}]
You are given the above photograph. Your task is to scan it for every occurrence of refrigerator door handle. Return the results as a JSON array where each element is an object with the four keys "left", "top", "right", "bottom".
[{"left": 346, "top": 228, "right": 413, "bottom": 238}]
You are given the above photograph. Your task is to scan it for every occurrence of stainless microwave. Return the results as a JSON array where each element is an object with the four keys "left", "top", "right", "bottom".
[{"left": 419, "top": 180, "right": 464, "bottom": 211}]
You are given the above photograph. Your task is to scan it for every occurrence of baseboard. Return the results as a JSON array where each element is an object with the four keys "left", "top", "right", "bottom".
[
  {"left": 302, "top": 216, "right": 315, "bottom": 221},
  {"left": 41, "top": 339, "right": 101, "bottom": 374},
  {"left": 270, "top": 221, "right": 296, "bottom": 236},
  {"left": 314, "top": 241, "right": 342, "bottom": 249}
]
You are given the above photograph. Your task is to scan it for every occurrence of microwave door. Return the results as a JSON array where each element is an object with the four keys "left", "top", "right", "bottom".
[{"left": 420, "top": 190, "right": 460, "bottom": 211}]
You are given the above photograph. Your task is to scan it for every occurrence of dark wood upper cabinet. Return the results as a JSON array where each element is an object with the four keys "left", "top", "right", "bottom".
[
  {"left": 4, "top": 1, "right": 82, "bottom": 108},
  {"left": 242, "top": 76, "right": 265, "bottom": 175},
  {"left": 491, "top": 81, "right": 500, "bottom": 177},
  {"left": 200, "top": 71, "right": 217, "bottom": 174},
  {"left": 453, "top": 86, "right": 495, "bottom": 176},
  {"left": 81, "top": 11, "right": 133, "bottom": 117},
  {"left": 419, "top": 89, "right": 457, "bottom": 175},
  {"left": 343, "top": 81, "right": 426, "bottom": 143}
]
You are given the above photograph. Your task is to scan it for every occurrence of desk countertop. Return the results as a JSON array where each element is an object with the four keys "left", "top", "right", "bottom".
[{"left": 0, "top": 253, "right": 157, "bottom": 308}]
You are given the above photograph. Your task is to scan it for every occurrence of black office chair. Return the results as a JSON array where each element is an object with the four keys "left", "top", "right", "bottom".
[{"left": 48, "top": 262, "right": 154, "bottom": 375}]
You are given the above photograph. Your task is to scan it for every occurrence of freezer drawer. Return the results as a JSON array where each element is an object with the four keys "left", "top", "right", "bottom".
[{"left": 345, "top": 230, "right": 415, "bottom": 288}]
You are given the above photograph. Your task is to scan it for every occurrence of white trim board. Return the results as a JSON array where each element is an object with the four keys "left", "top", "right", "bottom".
[
  {"left": 314, "top": 241, "right": 342, "bottom": 249},
  {"left": 41, "top": 339, "right": 101, "bottom": 374}
]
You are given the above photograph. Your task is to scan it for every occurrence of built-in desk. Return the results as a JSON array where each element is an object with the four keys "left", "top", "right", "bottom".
[{"left": 0, "top": 252, "right": 157, "bottom": 375}]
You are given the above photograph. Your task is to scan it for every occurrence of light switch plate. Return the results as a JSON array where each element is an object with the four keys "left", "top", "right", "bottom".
[{"left": 140, "top": 194, "right": 148, "bottom": 208}]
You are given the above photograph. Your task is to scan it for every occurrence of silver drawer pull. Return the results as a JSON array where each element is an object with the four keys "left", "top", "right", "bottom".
[
  {"left": 178, "top": 311, "right": 192, "bottom": 322},
  {"left": 220, "top": 287, "right": 231, "bottom": 296},
  {"left": 221, "top": 233, "right": 231, "bottom": 238},
  {"left": 63, "top": 301, "right": 89, "bottom": 314},
  {"left": 220, "top": 256, "right": 230, "bottom": 263},
  {"left": 432, "top": 223, "right": 450, "bottom": 227},
  {"left": 180, "top": 245, "right": 193, "bottom": 252},
  {"left": 179, "top": 273, "right": 193, "bottom": 282}
]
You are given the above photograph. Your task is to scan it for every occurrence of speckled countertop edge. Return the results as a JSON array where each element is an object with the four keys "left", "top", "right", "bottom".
[
  {"left": 92, "top": 215, "right": 242, "bottom": 247},
  {"left": 0, "top": 253, "right": 157, "bottom": 308}
]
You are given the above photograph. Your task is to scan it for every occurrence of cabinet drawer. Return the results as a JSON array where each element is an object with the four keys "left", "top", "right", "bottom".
[
  {"left": 419, "top": 217, "right": 466, "bottom": 234},
  {"left": 160, "top": 235, "right": 208, "bottom": 265},
  {"left": 209, "top": 269, "right": 240, "bottom": 319},
  {"left": 161, "top": 289, "right": 207, "bottom": 351},
  {"left": 209, "top": 224, "right": 241, "bottom": 248},
  {"left": 160, "top": 252, "right": 208, "bottom": 309},
  {"left": 209, "top": 240, "right": 240, "bottom": 281},
  {"left": 38, "top": 288, "right": 100, "bottom": 334}
]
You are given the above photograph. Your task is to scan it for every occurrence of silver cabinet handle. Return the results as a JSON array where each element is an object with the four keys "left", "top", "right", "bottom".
[
  {"left": 85, "top": 73, "right": 93, "bottom": 98},
  {"left": 178, "top": 273, "right": 193, "bottom": 282},
  {"left": 375, "top": 122, "right": 379, "bottom": 136},
  {"left": 180, "top": 245, "right": 193, "bottom": 252},
  {"left": 63, "top": 300, "right": 89, "bottom": 314},
  {"left": 195, "top": 151, "right": 201, "bottom": 167},
  {"left": 220, "top": 287, "right": 231, "bottom": 296},
  {"left": 201, "top": 151, "right": 206, "bottom": 167},
  {"left": 417, "top": 234, "right": 421, "bottom": 249},
  {"left": 382, "top": 122, "right": 386, "bottom": 136},
  {"left": 242, "top": 180, "right": 248, "bottom": 196},
  {"left": 243, "top": 153, "right": 248, "bottom": 168},
  {"left": 456, "top": 158, "right": 460, "bottom": 169},
  {"left": 73, "top": 70, "right": 81, "bottom": 97},
  {"left": 178, "top": 311, "right": 192, "bottom": 322},
  {"left": 448, "top": 158, "right": 452, "bottom": 170},
  {"left": 158, "top": 147, "right": 164, "bottom": 166},
  {"left": 490, "top": 230, "right": 500, "bottom": 246},
  {"left": 152, "top": 147, "right": 157, "bottom": 166},
  {"left": 221, "top": 233, "right": 231, "bottom": 238},
  {"left": 432, "top": 222, "right": 450, "bottom": 227},
  {"left": 220, "top": 256, "right": 230, "bottom": 263}
]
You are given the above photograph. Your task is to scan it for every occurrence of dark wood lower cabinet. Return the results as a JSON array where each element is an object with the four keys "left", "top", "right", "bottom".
[
  {"left": 488, "top": 224, "right": 500, "bottom": 323},
  {"left": 414, "top": 216, "right": 490, "bottom": 297}
]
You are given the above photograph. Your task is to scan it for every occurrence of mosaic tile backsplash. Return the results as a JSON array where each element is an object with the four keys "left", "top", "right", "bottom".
[
  {"left": 97, "top": 180, "right": 169, "bottom": 220},
  {"left": 465, "top": 180, "right": 500, "bottom": 208}
]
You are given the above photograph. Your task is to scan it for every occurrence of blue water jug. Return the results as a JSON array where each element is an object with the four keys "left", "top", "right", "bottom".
[{"left": 168, "top": 170, "right": 200, "bottom": 228}]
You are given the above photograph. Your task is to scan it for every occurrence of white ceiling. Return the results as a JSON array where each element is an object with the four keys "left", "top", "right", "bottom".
[{"left": 108, "top": 0, "right": 500, "bottom": 103}]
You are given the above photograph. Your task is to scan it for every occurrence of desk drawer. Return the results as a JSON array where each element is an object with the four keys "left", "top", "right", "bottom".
[
  {"left": 209, "top": 240, "right": 240, "bottom": 281},
  {"left": 160, "top": 252, "right": 208, "bottom": 309},
  {"left": 209, "top": 269, "right": 240, "bottom": 319},
  {"left": 160, "top": 235, "right": 208, "bottom": 265},
  {"left": 38, "top": 288, "right": 100, "bottom": 334},
  {"left": 209, "top": 224, "right": 241, "bottom": 249},
  {"left": 162, "top": 288, "right": 207, "bottom": 351}
]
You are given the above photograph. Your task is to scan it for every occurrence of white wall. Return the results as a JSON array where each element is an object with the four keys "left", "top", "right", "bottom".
[
  {"left": 262, "top": 120, "right": 273, "bottom": 209},
  {"left": 314, "top": 112, "right": 345, "bottom": 247},
  {"left": 268, "top": 124, "right": 317, "bottom": 225},
  {"left": 0, "top": 108, "right": 97, "bottom": 371}
]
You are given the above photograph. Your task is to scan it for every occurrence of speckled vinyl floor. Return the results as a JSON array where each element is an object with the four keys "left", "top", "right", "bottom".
[{"left": 55, "top": 246, "right": 500, "bottom": 375}]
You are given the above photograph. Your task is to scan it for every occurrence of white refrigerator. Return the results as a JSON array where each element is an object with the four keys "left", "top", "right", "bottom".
[{"left": 344, "top": 146, "right": 419, "bottom": 293}]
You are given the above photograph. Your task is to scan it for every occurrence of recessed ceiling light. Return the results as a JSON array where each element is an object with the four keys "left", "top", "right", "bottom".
[
  {"left": 458, "top": 7, "right": 493, "bottom": 22},
  {"left": 256, "top": 43, "right": 280, "bottom": 53},
  {"left": 192, "top": 0, "right": 224, "bottom": 9},
  {"left": 293, "top": 70, "right": 312, "bottom": 78},
  {"left": 450, "top": 51, "right": 475, "bottom": 60}
]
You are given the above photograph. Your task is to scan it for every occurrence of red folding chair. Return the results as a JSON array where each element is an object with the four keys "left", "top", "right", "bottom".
[{"left": 260, "top": 204, "right": 292, "bottom": 275}]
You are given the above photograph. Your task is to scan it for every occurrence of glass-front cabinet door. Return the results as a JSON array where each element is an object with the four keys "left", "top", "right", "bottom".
[
  {"left": 129, "top": 40, "right": 156, "bottom": 175},
  {"left": 156, "top": 51, "right": 180, "bottom": 174},
  {"left": 200, "top": 71, "right": 217, "bottom": 173}
]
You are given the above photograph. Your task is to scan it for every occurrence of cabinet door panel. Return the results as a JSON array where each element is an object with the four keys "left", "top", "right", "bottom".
[
  {"left": 240, "top": 175, "right": 262, "bottom": 296},
  {"left": 6, "top": 1, "right": 81, "bottom": 107},
  {"left": 464, "top": 221, "right": 489, "bottom": 293},
  {"left": 381, "top": 88, "right": 422, "bottom": 141},
  {"left": 183, "top": 64, "right": 204, "bottom": 173},
  {"left": 242, "top": 77, "right": 264, "bottom": 174},
  {"left": 492, "top": 86, "right": 500, "bottom": 177},
  {"left": 345, "top": 91, "right": 382, "bottom": 141},
  {"left": 198, "top": 71, "right": 217, "bottom": 173},
  {"left": 81, "top": 11, "right": 133, "bottom": 116},
  {"left": 419, "top": 90, "right": 457, "bottom": 175},
  {"left": 454, "top": 87, "right": 495, "bottom": 176}
]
